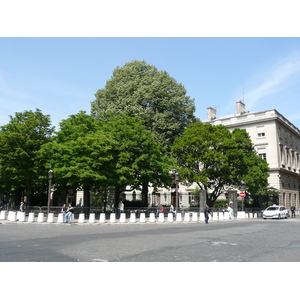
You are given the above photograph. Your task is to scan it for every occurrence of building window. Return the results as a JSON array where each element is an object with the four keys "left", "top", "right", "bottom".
[
  {"left": 257, "top": 132, "right": 265, "bottom": 137},
  {"left": 259, "top": 153, "right": 267, "bottom": 160}
]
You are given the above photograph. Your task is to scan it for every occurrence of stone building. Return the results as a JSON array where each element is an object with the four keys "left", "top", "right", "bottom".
[{"left": 204, "top": 100, "right": 300, "bottom": 208}]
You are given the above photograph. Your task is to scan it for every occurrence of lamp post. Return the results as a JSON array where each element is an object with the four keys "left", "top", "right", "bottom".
[
  {"left": 47, "top": 169, "right": 53, "bottom": 215},
  {"left": 169, "top": 169, "right": 179, "bottom": 214},
  {"left": 241, "top": 180, "right": 246, "bottom": 211}
]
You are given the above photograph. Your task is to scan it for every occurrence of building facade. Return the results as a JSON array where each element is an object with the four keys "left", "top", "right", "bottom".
[{"left": 204, "top": 100, "right": 300, "bottom": 208}]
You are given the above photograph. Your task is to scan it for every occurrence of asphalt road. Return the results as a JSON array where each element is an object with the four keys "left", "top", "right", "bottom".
[{"left": 1, "top": 218, "right": 300, "bottom": 262}]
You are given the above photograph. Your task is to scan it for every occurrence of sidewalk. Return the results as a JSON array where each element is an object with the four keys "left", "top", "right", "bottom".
[{"left": 0, "top": 210, "right": 261, "bottom": 225}]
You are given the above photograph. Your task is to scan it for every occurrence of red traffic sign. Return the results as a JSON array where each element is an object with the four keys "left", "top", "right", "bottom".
[{"left": 239, "top": 192, "right": 246, "bottom": 198}]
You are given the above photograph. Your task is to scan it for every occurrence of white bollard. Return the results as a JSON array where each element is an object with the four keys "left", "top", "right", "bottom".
[
  {"left": 119, "top": 213, "right": 126, "bottom": 223},
  {"left": 158, "top": 213, "right": 164, "bottom": 222},
  {"left": 139, "top": 212, "right": 146, "bottom": 223},
  {"left": 219, "top": 212, "right": 224, "bottom": 221},
  {"left": 199, "top": 212, "right": 205, "bottom": 221},
  {"left": 28, "top": 212, "right": 35, "bottom": 222},
  {"left": 249, "top": 212, "right": 253, "bottom": 219},
  {"left": 224, "top": 211, "right": 229, "bottom": 220},
  {"left": 110, "top": 213, "right": 116, "bottom": 223},
  {"left": 167, "top": 213, "right": 174, "bottom": 222},
  {"left": 176, "top": 212, "right": 182, "bottom": 222},
  {"left": 47, "top": 213, "right": 54, "bottom": 223},
  {"left": 99, "top": 213, "right": 106, "bottom": 223},
  {"left": 184, "top": 212, "right": 190, "bottom": 222},
  {"left": 149, "top": 212, "right": 155, "bottom": 223},
  {"left": 8, "top": 211, "right": 17, "bottom": 221},
  {"left": 253, "top": 213, "right": 257, "bottom": 219},
  {"left": 237, "top": 211, "right": 242, "bottom": 219},
  {"left": 37, "top": 213, "right": 44, "bottom": 223},
  {"left": 78, "top": 213, "right": 85, "bottom": 223},
  {"left": 89, "top": 213, "right": 95, "bottom": 223},
  {"left": 57, "top": 213, "right": 64, "bottom": 223},
  {"left": 130, "top": 212, "right": 136, "bottom": 223},
  {"left": 241, "top": 211, "right": 246, "bottom": 219},
  {"left": 192, "top": 212, "right": 198, "bottom": 222},
  {"left": 213, "top": 212, "right": 218, "bottom": 221},
  {"left": 19, "top": 212, "right": 26, "bottom": 222},
  {"left": 0, "top": 210, "right": 7, "bottom": 220}
]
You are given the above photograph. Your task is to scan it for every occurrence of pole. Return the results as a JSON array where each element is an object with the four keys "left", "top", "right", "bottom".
[
  {"left": 47, "top": 169, "right": 53, "bottom": 215},
  {"left": 175, "top": 176, "right": 179, "bottom": 215},
  {"left": 47, "top": 177, "right": 51, "bottom": 215}
]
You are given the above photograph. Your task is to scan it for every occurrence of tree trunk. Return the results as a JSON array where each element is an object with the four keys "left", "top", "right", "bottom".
[
  {"left": 83, "top": 185, "right": 91, "bottom": 207},
  {"left": 114, "top": 186, "right": 121, "bottom": 208},
  {"left": 141, "top": 182, "right": 149, "bottom": 207}
]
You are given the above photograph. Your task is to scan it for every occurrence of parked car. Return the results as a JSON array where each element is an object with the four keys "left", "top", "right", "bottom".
[{"left": 263, "top": 205, "right": 288, "bottom": 219}]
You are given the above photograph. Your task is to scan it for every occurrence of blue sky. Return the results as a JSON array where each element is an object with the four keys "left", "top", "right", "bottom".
[
  {"left": 1, "top": 2, "right": 300, "bottom": 131},
  {"left": 1, "top": 37, "right": 300, "bottom": 130}
]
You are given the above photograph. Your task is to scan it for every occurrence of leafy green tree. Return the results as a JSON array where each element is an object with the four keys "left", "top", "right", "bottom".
[
  {"left": 40, "top": 112, "right": 173, "bottom": 207},
  {"left": 171, "top": 122, "right": 269, "bottom": 206},
  {"left": 0, "top": 109, "right": 54, "bottom": 205},
  {"left": 39, "top": 111, "right": 114, "bottom": 207},
  {"left": 91, "top": 60, "right": 198, "bottom": 149},
  {"left": 102, "top": 115, "right": 174, "bottom": 206}
]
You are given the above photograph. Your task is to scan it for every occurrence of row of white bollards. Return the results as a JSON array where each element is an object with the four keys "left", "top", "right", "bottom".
[{"left": 0, "top": 210, "right": 259, "bottom": 224}]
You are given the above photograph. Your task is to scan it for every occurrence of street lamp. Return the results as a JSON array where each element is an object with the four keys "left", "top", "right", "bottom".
[
  {"left": 47, "top": 169, "right": 53, "bottom": 215},
  {"left": 169, "top": 169, "right": 179, "bottom": 215}
]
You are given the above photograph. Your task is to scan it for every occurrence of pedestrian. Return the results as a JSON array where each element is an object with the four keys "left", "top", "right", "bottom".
[
  {"left": 65, "top": 204, "right": 74, "bottom": 223},
  {"left": 204, "top": 204, "right": 211, "bottom": 224},
  {"left": 170, "top": 203, "right": 175, "bottom": 219},
  {"left": 61, "top": 204, "right": 67, "bottom": 222},
  {"left": 119, "top": 201, "right": 124, "bottom": 213},
  {"left": 290, "top": 205, "right": 296, "bottom": 218},
  {"left": 19, "top": 201, "right": 25, "bottom": 212},
  {"left": 228, "top": 202, "right": 234, "bottom": 220},
  {"left": 160, "top": 205, "right": 165, "bottom": 214},
  {"left": 155, "top": 202, "right": 160, "bottom": 218},
  {"left": 117, "top": 201, "right": 124, "bottom": 218}
]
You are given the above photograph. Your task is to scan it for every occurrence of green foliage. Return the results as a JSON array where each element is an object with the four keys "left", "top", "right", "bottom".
[
  {"left": 39, "top": 112, "right": 174, "bottom": 206},
  {"left": 101, "top": 114, "right": 174, "bottom": 191},
  {"left": 40, "top": 111, "right": 114, "bottom": 190},
  {"left": 91, "top": 60, "right": 198, "bottom": 149},
  {"left": 171, "top": 122, "right": 270, "bottom": 206},
  {"left": 0, "top": 109, "right": 54, "bottom": 201}
]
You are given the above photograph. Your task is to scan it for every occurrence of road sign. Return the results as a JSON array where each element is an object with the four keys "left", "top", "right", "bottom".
[{"left": 239, "top": 192, "right": 245, "bottom": 198}]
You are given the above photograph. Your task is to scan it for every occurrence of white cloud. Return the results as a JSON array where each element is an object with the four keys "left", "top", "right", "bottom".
[{"left": 245, "top": 53, "right": 300, "bottom": 110}]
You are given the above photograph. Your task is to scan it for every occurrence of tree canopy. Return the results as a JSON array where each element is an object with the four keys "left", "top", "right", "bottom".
[
  {"left": 171, "top": 122, "right": 270, "bottom": 206},
  {"left": 91, "top": 60, "right": 198, "bottom": 149},
  {"left": 39, "top": 112, "right": 174, "bottom": 207},
  {"left": 0, "top": 109, "right": 54, "bottom": 205}
]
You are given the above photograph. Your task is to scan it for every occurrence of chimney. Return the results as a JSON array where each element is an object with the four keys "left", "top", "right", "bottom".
[
  {"left": 207, "top": 106, "right": 216, "bottom": 120},
  {"left": 236, "top": 100, "right": 246, "bottom": 115}
]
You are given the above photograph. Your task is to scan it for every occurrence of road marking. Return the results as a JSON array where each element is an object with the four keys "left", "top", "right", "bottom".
[
  {"left": 212, "top": 241, "right": 238, "bottom": 246},
  {"left": 91, "top": 258, "right": 109, "bottom": 262}
]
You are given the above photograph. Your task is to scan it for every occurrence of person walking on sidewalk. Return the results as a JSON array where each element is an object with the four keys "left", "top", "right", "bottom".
[
  {"left": 290, "top": 205, "right": 296, "bottom": 218},
  {"left": 204, "top": 204, "right": 211, "bottom": 224}
]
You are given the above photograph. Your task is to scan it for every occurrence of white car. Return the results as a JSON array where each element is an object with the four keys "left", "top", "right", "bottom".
[{"left": 263, "top": 205, "right": 288, "bottom": 219}]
